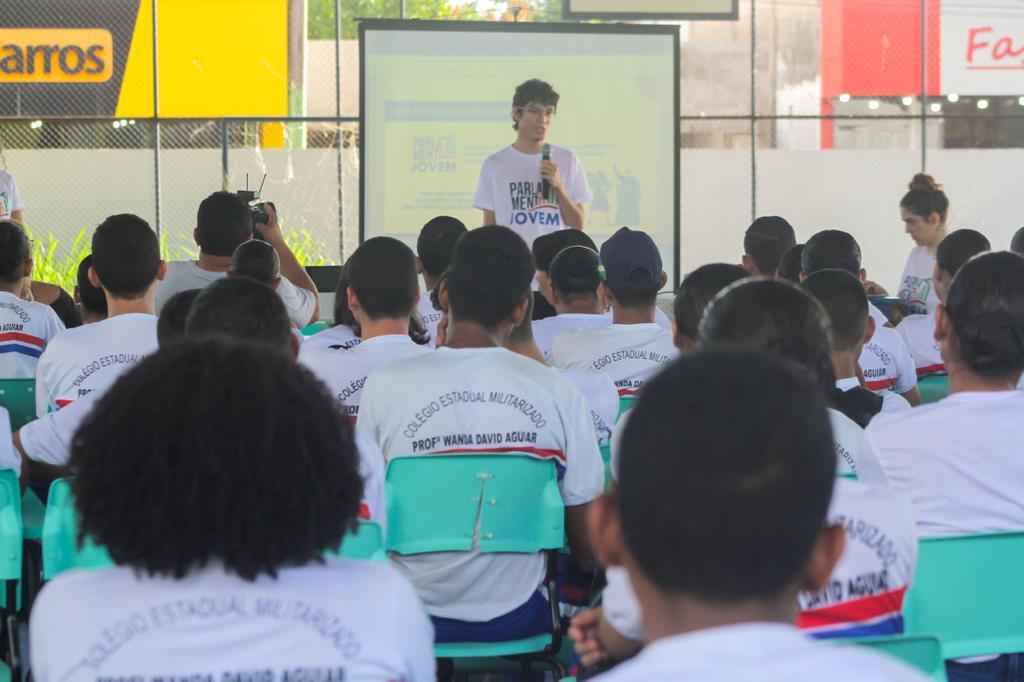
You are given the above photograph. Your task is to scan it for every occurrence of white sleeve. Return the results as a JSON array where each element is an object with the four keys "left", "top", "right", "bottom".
[
  {"left": 34, "top": 350, "right": 53, "bottom": 418},
  {"left": 387, "top": 569, "right": 436, "bottom": 681},
  {"left": 0, "top": 408, "right": 19, "bottom": 476},
  {"left": 473, "top": 159, "right": 495, "bottom": 212},
  {"left": 19, "top": 392, "right": 96, "bottom": 466},
  {"left": 8, "top": 175, "right": 24, "bottom": 212},
  {"left": 856, "top": 424, "right": 892, "bottom": 490},
  {"left": 891, "top": 333, "right": 917, "bottom": 394},
  {"left": 275, "top": 277, "right": 316, "bottom": 327},
  {"left": 44, "top": 306, "right": 66, "bottom": 340},
  {"left": 355, "top": 431, "right": 387, "bottom": 536},
  {"left": 569, "top": 153, "right": 593, "bottom": 205},
  {"left": 602, "top": 566, "right": 643, "bottom": 642},
  {"left": 558, "top": 382, "right": 604, "bottom": 507}
]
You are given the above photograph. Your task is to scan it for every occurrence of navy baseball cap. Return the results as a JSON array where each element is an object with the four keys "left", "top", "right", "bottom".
[{"left": 599, "top": 227, "right": 663, "bottom": 292}]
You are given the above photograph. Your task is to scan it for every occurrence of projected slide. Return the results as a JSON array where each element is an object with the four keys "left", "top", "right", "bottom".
[{"left": 361, "top": 22, "right": 679, "bottom": 286}]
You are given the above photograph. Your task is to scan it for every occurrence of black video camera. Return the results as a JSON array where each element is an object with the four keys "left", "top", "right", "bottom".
[{"left": 237, "top": 174, "right": 269, "bottom": 239}]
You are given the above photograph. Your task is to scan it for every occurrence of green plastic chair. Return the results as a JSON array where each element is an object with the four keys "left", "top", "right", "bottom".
[
  {"left": 903, "top": 531, "right": 1024, "bottom": 659},
  {"left": 385, "top": 453, "right": 566, "bottom": 673},
  {"left": 41, "top": 478, "right": 113, "bottom": 580},
  {"left": 850, "top": 635, "right": 947, "bottom": 681},
  {"left": 599, "top": 444, "right": 612, "bottom": 487},
  {"left": 329, "top": 521, "right": 385, "bottom": 562},
  {"left": 917, "top": 375, "right": 949, "bottom": 405},
  {"left": 0, "top": 379, "right": 36, "bottom": 432},
  {"left": 300, "top": 320, "right": 331, "bottom": 337},
  {"left": 0, "top": 470, "right": 22, "bottom": 679}
]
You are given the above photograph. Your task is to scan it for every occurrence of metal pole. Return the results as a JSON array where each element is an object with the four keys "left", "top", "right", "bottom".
[
  {"left": 152, "top": 0, "right": 162, "bottom": 237},
  {"left": 335, "top": 0, "right": 345, "bottom": 260},
  {"left": 750, "top": 0, "right": 757, "bottom": 222},
  {"left": 400, "top": 0, "right": 406, "bottom": 19},
  {"left": 221, "top": 119, "right": 230, "bottom": 191},
  {"left": 920, "top": 0, "right": 927, "bottom": 171}
]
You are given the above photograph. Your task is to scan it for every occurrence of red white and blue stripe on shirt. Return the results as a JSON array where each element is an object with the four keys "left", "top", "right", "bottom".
[
  {"left": 798, "top": 585, "right": 907, "bottom": 639},
  {"left": 0, "top": 332, "right": 45, "bottom": 359}
]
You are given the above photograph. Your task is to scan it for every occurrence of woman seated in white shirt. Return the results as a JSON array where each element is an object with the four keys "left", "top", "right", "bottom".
[
  {"left": 30, "top": 337, "right": 434, "bottom": 681},
  {"left": 897, "top": 174, "right": 950, "bottom": 315}
]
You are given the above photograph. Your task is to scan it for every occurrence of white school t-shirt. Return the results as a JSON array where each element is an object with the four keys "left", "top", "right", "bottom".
[
  {"left": 557, "top": 367, "right": 619, "bottom": 448},
  {"left": 895, "top": 312, "right": 945, "bottom": 378},
  {"left": 0, "top": 291, "right": 64, "bottom": 379},
  {"left": 861, "top": 390, "right": 1024, "bottom": 537},
  {"left": 798, "top": 477, "right": 917, "bottom": 638},
  {"left": 155, "top": 260, "right": 317, "bottom": 328},
  {"left": 302, "top": 334, "right": 431, "bottom": 423},
  {"left": 592, "top": 622, "right": 928, "bottom": 682},
  {"left": 868, "top": 302, "right": 890, "bottom": 329},
  {"left": 473, "top": 145, "right": 592, "bottom": 248},
  {"left": 301, "top": 324, "right": 362, "bottom": 353},
  {"left": 829, "top": 408, "right": 864, "bottom": 479},
  {"left": 357, "top": 346, "right": 604, "bottom": 621},
  {"left": 0, "top": 171, "right": 25, "bottom": 221},
  {"left": 550, "top": 323, "right": 677, "bottom": 399},
  {"left": 898, "top": 246, "right": 940, "bottom": 316},
  {"left": 30, "top": 561, "right": 435, "bottom": 682},
  {"left": 835, "top": 377, "right": 911, "bottom": 417},
  {"left": 859, "top": 325, "right": 916, "bottom": 395},
  {"left": 34, "top": 313, "right": 158, "bottom": 416},
  {"left": 415, "top": 292, "right": 442, "bottom": 348},
  {"left": 534, "top": 312, "right": 612, "bottom": 360}
]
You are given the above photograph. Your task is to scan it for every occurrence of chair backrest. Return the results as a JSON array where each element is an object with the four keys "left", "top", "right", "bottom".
[
  {"left": 336, "top": 521, "right": 385, "bottom": 562},
  {"left": 0, "top": 469, "right": 22, "bottom": 583},
  {"left": 617, "top": 395, "right": 638, "bottom": 421},
  {"left": 916, "top": 375, "right": 949, "bottom": 405},
  {"left": 385, "top": 453, "right": 564, "bottom": 556},
  {"left": 41, "top": 478, "right": 113, "bottom": 580},
  {"left": 300, "top": 320, "right": 331, "bottom": 337},
  {"left": 0, "top": 379, "right": 36, "bottom": 431},
  {"left": 850, "top": 635, "right": 947, "bottom": 681},
  {"left": 903, "top": 531, "right": 1024, "bottom": 659}
]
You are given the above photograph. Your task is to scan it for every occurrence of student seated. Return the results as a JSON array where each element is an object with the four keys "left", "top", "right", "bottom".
[
  {"left": 741, "top": 215, "right": 797, "bottom": 277},
  {"left": 73, "top": 255, "right": 108, "bottom": 325},
  {"left": 155, "top": 191, "right": 319, "bottom": 326},
  {"left": 802, "top": 230, "right": 921, "bottom": 406},
  {"left": 532, "top": 228, "right": 599, "bottom": 320},
  {"left": 228, "top": 239, "right": 281, "bottom": 287},
  {"left": 895, "top": 229, "right": 989, "bottom": 379},
  {"left": 803, "top": 269, "right": 909, "bottom": 420},
  {"left": 1011, "top": 226, "right": 1024, "bottom": 256},
  {"left": 777, "top": 243, "right": 804, "bottom": 282},
  {"left": 551, "top": 227, "right": 676, "bottom": 400},
  {"left": 416, "top": 215, "right": 466, "bottom": 346},
  {"left": 302, "top": 268, "right": 362, "bottom": 352},
  {"left": 533, "top": 245, "right": 611, "bottom": 359},
  {"left": 671, "top": 263, "right": 749, "bottom": 351},
  {"left": 29, "top": 337, "right": 433, "bottom": 681},
  {"left": 357, "top": 225, "right": 603, "bottom": 641},
  {"left": 35, "top": 214, "right": 164, "bottom": 416},
  {"left": 301, "top": 237, "right": 431, "bottom": 423},
  {"left": 578, "top": 349, "right": 925, "bottom": 681},
  {"left": 0, "top": 220, "right": 64, "bottom": 378}
]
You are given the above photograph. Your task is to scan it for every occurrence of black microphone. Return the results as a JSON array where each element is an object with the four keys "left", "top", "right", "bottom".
[{"left": 541, "top": 143, "right": 552, "bottom": 202}]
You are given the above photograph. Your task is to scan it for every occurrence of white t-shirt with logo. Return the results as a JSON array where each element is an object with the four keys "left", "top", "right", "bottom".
[
  {"left": 155, "top": 261, "right": 317, "bottom": 328},
  {"left": 30, "top": 561, "right": 435, "bottom": 682},
  {"left": 859, "top": 325, "right": 916, "bottom": 395},
  {"left": 798, "top": 477, "right": 917, "bottom": 638},
  {"left": 534, "top": 312, "right": 611, "bottom": 360},
  {"left": 592, "top": 623, "right": 928, "bottom": 682},
  {"left": 415, "top": 292, "right": 442, "bottom": 348},
  {"left": 551, "top": 323, "right": 677, "bottom": 399},
  {"left": 836, "top": 377, "right": 911, "bottom": 417},
  {"left": 0, "top": 291, "right": 64, "bottom": 379},
  {"left": 301, "top": 324, "right": 362, "bottom": 353},
  {"left": 0, "top": 172, "right": 25, "bottom": 221},
  {"left": 473, "top": 145, "right": 592, "bottom": 248},
  {"left": 861, "top": 390, "right": 1024, "bottom": 537},
  {"left": 898, "top": 246, "right": 940, "bottom": 316},
  {"left": 302, "top": 335, "right": 431, "bottom": 423},
  {"left": 357, "top": 346, "right": 604, "bottom": 621},
  {"left": 895, "top": 312, "right": 945, "bottom": 377},
  {"left": 829, "top": 409, "right": 864, "bottom": 479},
  {"left": 557, "top": 367, "right": 619, "bottom": 448},
  {"left": 868, "top": 302, "right": 890, "bottom": 329},
  {"left": 35, "top": 313, "right": 158, "bottom": 416}
]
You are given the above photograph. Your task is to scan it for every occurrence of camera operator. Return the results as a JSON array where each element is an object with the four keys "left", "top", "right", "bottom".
[{"left": 155, "top": 191, "right": 319, "bottom": 326}]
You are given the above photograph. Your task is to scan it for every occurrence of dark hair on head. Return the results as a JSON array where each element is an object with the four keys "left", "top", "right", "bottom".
[
  {"left": 91, "top": 214, "right": 160, "bottom": 299},
  {"left": 70, "top": 337, "right": 362, "bottom": 580},
  {"left": 744, "top": 216, "right": 797, "bottom": 275},
  {"left": 348, "top": 237, "right": 419, "bottom": 320},
  {"left": 618, "top": 348, "right": 835, "bottom": 601},
  {"left": 185, "top": 278, "right": 292, "bottom": 353},
  {"left": 448, "top": 225, "right": 534, "bottom": 328},
  {"left": 532, "top": 229, "right": 597, "bottom": 273},
  {"left": 673, "top": 263, "right": 749, "bottom": 342},
  {"left": 417, "top": 216, "right": 467, "bottom": 277},
  {"left": 196, "top": 191, "right": 253, "bottom": 257},
  {"left": 936, "top": 229, "right": 990, "bottom": 277},
  {"left": 802, "top": 269, "right": 869, "bottom": 352},
  {"left": 801, "top": 230, "right": 861, "bottom": 276},
  {"left": 778, "top": 244, "right": 804, "bottom": 282},
  {"left": 900, "top": 173, "right": 949, "bottom": 224},
  {"left": 332, "top": 267, "right": 359, "bottom": 332},
  {"left": 0, "top": 220, "right": 31, "bottom": 284},
  {"left": 699, "top": 278, "right": 836, "bottom": 401},
  {"left": 1011, "top": 227, "right": 1024, "bottom": 256},
  {"left": 229, "top": 240, "right": 279, "bottom": 285},
  {"left": 157, "top": 288, "right": 201, "bottom": 346},
  {"left": 512, "top": 79, "right": 559, "bottom": 130},
  {"left": 945, "top": 251, "right": 1024, "bottom": 377},
  {"left": 549, "top": 246, "right": 601, "bottom": 300},
  {"left": 75, "top": 255, "right": 108, "bottom": 317}
]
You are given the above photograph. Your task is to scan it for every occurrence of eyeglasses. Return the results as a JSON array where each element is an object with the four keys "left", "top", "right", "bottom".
[{"left": 520, "top": 105, "right": 556, "bottom": 119}]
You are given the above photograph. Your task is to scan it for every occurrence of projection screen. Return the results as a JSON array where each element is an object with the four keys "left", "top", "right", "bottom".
[{"left": 360, "top": 20, "right": 680, "bottom": 287}]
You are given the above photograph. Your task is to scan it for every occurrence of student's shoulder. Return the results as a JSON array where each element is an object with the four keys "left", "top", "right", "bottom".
[
  {"left": 816, "top": 642, "right": 930, "bottom": 681},
  {"left": 873, "top": 324, "right": 909, "bottom": 348},
  {"left": 481, "top": 146, "right": 516, "bottom": 166},
  {"left": 896, "top": 313, "right": 931, "bottom": 334},
  {"left": 303, "top": 559, "right": 420, "bottom": 602}
]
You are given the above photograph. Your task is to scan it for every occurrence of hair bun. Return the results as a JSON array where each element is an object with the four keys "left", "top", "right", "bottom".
[
  {"left": 957, "top": 309, "right": 1024, "bottom": 375},
  {"left": 909, "top": 173, "right": 943, "bottom": 193}
]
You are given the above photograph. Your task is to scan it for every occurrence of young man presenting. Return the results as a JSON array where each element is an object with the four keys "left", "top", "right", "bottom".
[{"left": 474, "top": 79, "right": 592, "bottom": 249}]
